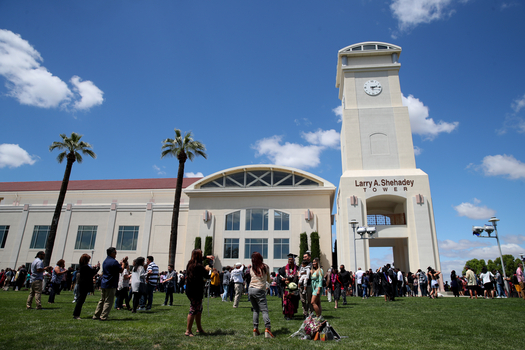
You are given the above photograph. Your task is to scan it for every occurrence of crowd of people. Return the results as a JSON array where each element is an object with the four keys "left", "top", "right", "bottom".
[{"left": 3, "top": 247, "right": 524, "bottom": 338}]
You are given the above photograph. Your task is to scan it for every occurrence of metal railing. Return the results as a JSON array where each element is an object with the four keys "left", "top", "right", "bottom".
[{"left": 367, "top": 214, "right": 406, "bottom": 226}]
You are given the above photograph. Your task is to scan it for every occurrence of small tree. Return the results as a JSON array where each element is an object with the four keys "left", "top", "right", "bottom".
[
  {"left": 203, "top": 236, "right": 213, "bottom": 266},
  {"left": 310, "top": 231, "right": 321, "bottom": 261},
  {"left": 299, "top": 232, "right": 308, "bottom": 265},
  {"left": 332, "top": 239, "right": 338, "bottom": 267},
  {"left": 194, "top": 237, "right": 202, "bottom": 250},
  {"left": 463, "top": 258, "right": 487, "bottom": 275}
]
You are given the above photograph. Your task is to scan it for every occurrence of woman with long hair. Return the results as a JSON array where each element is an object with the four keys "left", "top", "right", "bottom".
[
  {"left": 310, "top": 258, "right": 323, "bottom": 316},
  {"left": 116, "top": 260, "right": 131, "bottom": 310},
  {"left": 450, "top": 270, "right": 460, "bottom": 297},
  {"left": 73, "top": 254, "right": 100, "bottom": 319},
  {"left": 185, "top": 249, "right": 209, "bottom": 336},
  {"left": 331, "top": 266, "right": 342, "bottom": 309},
  {"left": 249, "top": 251, "right": 274, "bottom": 338},
  {"left": 428, "top": 267, "right": 441, "bottom": 299},
  {"left": 480, "top": 266, "right": 494, "bottom": 299},
  {"left": 131, "top": 257, "right": 146, "bottom": 313},
  {"left": 48, "top": 259, "right": 67, "bottom": 303}
]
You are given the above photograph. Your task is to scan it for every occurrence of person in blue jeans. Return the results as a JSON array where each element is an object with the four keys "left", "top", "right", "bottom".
[
  {"left": 222, "top": 267, "right": 231, "bottom": 302},
  {"left": 362, "top": 272, "right": 370, "bottom": 299}
]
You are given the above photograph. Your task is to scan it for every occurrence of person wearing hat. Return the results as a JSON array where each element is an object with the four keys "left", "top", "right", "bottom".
[
  {"left": 278, "top": 253, "right": 299, "bottom": 320},
  {"left": 231, "top": 262, "right": 245, "bottom": 308},
  {"left": 27, "top": 251, "right": 48, "bottom": 309}
]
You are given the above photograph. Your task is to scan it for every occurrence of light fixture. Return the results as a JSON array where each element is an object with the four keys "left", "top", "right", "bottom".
[{"left": 471, "top": 217, "right": 508, "bottom": 294}]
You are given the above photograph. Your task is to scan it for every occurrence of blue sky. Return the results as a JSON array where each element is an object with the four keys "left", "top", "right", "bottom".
[{"left": 1, "top": 0, "right": 524, "bottom": 276}]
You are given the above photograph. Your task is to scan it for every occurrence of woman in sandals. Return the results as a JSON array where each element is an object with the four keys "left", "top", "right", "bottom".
[
  {"left": 184, "top": 249, "right": 209, "bottom": 337},
  {"left": 249, "top": 251, "right": 275, "bottom": 338},
  {"left": 310, "top": 258, "right": 323, "bottom": 316}
]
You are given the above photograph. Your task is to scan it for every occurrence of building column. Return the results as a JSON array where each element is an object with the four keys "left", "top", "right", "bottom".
[
  {"left": 104, "top": 203, "right": 118, "bottom": 256},
  {"left": 55, "top": 204, "right": 73, "bottom": 261},
  {"left": 141, "top": 203, "right": 154, "bottom": 257},
  {"left": 8, "top": 205, "right": 30, "bottom": 268}
]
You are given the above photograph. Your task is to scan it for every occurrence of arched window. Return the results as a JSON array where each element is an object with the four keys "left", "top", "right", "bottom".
[
  {"left": 246, "top": 209, "right": 268, "bottom": 230},
  {"left": 274, "top": 211, "right": 289, "bottom": 230},
  {"left": 225, "top": 211, "right": 240, "bottom": 230}
]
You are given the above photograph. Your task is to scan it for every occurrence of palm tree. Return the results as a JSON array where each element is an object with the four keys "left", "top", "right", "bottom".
[
  {"left": 44, "top": 132, "right": 96, "bottom": 267},
  {"left": 161, "top": 129, "right": 207, "bottom": 266}
]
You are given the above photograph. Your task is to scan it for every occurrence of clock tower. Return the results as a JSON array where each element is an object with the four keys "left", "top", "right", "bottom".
[{"left": 335, "top": 42, "right": 441, "bottom": 278}]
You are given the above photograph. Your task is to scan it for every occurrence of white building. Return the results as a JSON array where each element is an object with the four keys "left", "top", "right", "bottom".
[{"left": 0, "top": 165, "right": 335, "bottom": 272}]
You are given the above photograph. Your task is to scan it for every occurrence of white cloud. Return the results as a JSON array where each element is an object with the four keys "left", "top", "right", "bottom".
[
  {"left": 439, "top": 259, "right": 468, "bottom": 275},
  {"left": 254, "top": 125, "right": 341, "bottom": 170},
  {"left": 333, "top": 105, "right": 343, "bottom": 123},
  {"left": 480, "top": 154, "right": 525, "bottom": 179},
  {"left": 253, "top": 135, "right": 323, "bottom": 170},
  {"left": 70, "top": 76, "right": 104, "bottom": 110},
  {"left": 439, "top": 239, "right": 488, "bottom": 257},
  {"left": 390, "top": 0, "right": 457, "bottom": 32},
  {"left": 152, "top": 165, "right": 166, "bottom": 175},
  {"left": 501, "top": 234, "right": 525, "bottom": 245},
  {"left": 0, "top": 143, "right": 37, "bottom": 168},
  {"left": 370, "top": 253, "right": 393, "bottom": 271},
  {"left": 512, "top": 93, "right": 525, "bottom": 113},
  {"left": 469, "top": 243, "right": 524, "bottom": 261},
  {"left": 453, "top": 199, "right": 496, "bottom": 220},
  {"left": 413, "top": 146, "right": 422, "bottom": 155},
  {"left": 185, "top": 172, "right": 204, "bottom": 178},
  {"left": 438, "top": 238, "right": 525, "bottom": 275},
  {"left": 302, "top": 129, "right": 340, "bottom": 149},
  {"left": 294, "top": 118, "right": 312, "bottom": 126},
  {"left": 403, "top": 94, "right": 458, "bottom": 140},
  {"left": 0, "top": 29, "right": 103, "bottom": 111}
]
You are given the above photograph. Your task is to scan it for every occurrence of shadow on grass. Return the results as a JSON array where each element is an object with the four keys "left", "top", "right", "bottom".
[{"left": 197, "top": 329, "right": 235, "bottom": 336}]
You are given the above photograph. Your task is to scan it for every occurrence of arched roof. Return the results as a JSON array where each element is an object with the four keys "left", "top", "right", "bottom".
[
  {"left": 338, "top": 42, "right": 401, "bottom": 55},
  {"left": 186, "top": 164, "right": 336, "bottom": 190}
]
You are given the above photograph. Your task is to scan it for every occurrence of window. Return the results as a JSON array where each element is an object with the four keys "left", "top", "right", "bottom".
[
  {"left": 0, "top": 225, "right": 9, "bottom": 248},
  {"left": 224, "top": 238, "right": 239, "bottom": 259},
  {"left": 245, "top": 238, "right": 268, "bottom": 259},
  {"left": 30, "top": 225, "right": 50, "bottom": 249},
  {"left": 199, "top": 169, "right": 320, "bottom": 188},
  {"left": 273, "top": 238, "right": 289, "bottom": 259},
  {"left": 116, "top": 226, "right": 139, "bottom": 250},
  {"left": 274, "top": 211, "right": 289, "bottom": 230},
  {"left": 246, "top": 209, "right": 268, "bottom": 230},
  {"left": 225, "top": 211, "right": 240, "bottom": 230},
  {"left": 75, "top": 225, "right": 97, "bottom": 250}
]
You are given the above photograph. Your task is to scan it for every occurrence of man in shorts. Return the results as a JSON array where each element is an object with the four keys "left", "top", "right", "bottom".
[{"left": 465, "top": 265, "right": 478, "bottom": 299}]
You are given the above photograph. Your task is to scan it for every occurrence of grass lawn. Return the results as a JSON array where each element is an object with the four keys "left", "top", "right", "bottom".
[{"left": 1, "top": 289, "right": 522, "bottom": 350}]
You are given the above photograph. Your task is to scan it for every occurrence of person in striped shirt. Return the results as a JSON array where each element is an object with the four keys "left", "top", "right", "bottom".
[{"left": 144, "top": 256, "right": 159, "bottom": 311}]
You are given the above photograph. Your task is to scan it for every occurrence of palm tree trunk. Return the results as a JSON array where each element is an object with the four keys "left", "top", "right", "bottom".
[
  {"left": 169, "top": 157, "right": 186, "bottom": 266},
  {"left": 44, "top": 153, "right": 75, "bottom": 267}
]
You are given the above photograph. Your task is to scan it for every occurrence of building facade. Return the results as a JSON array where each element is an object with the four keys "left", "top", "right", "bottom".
[{"left": 0, "top": 165, "right": 335, "bottom": 272}]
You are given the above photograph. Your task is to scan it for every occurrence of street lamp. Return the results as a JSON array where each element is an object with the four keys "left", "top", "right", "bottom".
[
  {"left": 472, "top": 217, "right": 509, "bottom": 295},
  {"left": 350, "top": 219, "right": 358, "bottom": 274},
  {"left": 349, "top": 219, "right": 377, "bottom": 273}
]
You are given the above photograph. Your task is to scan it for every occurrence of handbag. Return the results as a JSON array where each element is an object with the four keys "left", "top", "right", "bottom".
[{"left": 139, "top": 282, "right": 147, "bottom": 295}]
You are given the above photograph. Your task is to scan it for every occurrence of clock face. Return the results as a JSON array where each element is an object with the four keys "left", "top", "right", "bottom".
[{"left": 364, "top": 80, "right": 382, "bottom": 96}]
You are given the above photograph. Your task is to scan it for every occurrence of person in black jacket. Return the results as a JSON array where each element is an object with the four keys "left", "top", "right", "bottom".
[
  {"left": 73, "top": 254, "right": 100, "bottom": 319},
  {"left": 338, "top": 265, "right": 351, "bottom": 305},
  {"left": 184, "top": 249, "right": 209, "bottom": 337}
]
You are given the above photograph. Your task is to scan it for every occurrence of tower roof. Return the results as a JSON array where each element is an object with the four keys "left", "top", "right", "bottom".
[{"left": 336, "top": 42, "right": 402, "bottom": 89}]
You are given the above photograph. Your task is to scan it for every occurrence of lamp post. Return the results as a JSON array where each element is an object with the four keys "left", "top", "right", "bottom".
[
  {"left": 472, "top": 217, "right": 509, "bottom": 295},
  {"left": 350, "top": 219, "right": 358, "bottom": 274},
  {"left": 349, "top": 219, "right": 377, "bottom": 275}
]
